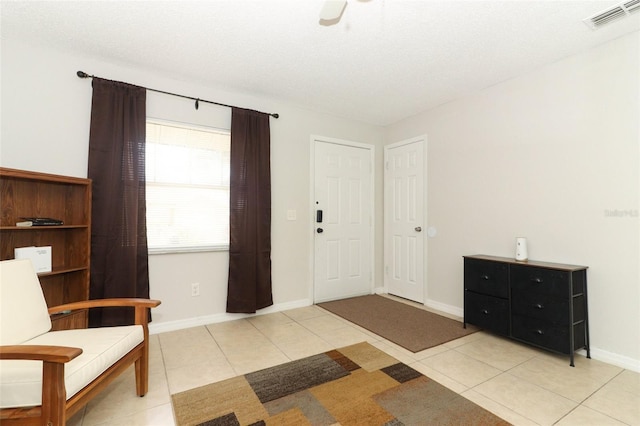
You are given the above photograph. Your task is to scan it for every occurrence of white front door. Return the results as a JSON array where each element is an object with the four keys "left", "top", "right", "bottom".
[
  {"left": 384, "top": 137, "right": 425, "bottom": 303},
  {"left": 313, "top": 137, "right": 374, "bottom": 303}
]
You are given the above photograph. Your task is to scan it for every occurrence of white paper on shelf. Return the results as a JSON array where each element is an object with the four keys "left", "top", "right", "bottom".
[{"left": 14, "top": 246, "right": 52, "bottom": 273}]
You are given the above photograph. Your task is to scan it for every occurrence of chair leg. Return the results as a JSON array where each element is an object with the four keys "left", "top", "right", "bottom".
[
  {"left": 135, "top": 344, "right": 149, "bottom": 397},
  {"left": 42, "top": 361, "right": 67, "bottom": 426}
]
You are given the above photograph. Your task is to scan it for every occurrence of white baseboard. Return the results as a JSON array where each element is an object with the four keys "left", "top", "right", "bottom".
[
  {"left": 582, "top": 347, "right": 640, "bottom": 373},
  {"left": 148, "top": 298, "right": 312, "bottom": 335},
  {"left": 423, "top": 298, "right": 464, "bottom": 319}
]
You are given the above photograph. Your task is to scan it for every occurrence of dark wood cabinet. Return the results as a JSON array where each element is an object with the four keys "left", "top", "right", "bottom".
[
  {"left": 463, "top": 254, "right": 590, "bottom": 366},
  {"left": 1, "top": 167, "right": 91, "bottom": 330}
]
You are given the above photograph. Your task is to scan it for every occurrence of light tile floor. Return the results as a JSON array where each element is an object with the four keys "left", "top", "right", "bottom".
[{"left": 68, "top": 297, "right": 640, "bottom": 425}]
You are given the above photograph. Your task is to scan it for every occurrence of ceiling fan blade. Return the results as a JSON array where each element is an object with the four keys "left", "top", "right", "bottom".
[{"left": 319, "top": 0, "right": 347, "bottom": 21}]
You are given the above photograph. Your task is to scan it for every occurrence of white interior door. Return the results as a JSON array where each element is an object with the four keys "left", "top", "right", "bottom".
[
  {"left": 313, "top": 137, "right": 373, "bottom": 303},
  {"left": 384, "top": 137, "right": 425, "bottom": 303}
]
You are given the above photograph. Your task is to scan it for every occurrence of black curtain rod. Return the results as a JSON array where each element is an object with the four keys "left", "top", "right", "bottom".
[{"left": 76, "top": 71, "right": 279, "bottom": 119}]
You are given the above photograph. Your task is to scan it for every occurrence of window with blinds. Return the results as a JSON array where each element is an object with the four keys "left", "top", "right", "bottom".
[{"left": 145, "top": 120, "right": 230, "bottom": 253}]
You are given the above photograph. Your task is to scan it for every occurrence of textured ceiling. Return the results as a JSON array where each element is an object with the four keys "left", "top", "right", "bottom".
[{"left": 2, "top": 1, "right": 639, "bottom": 125}]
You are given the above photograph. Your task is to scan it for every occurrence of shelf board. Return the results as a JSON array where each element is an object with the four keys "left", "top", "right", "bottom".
[
  {"left": 1, "top": 225, "right": 89, "bottom": 230},
  {"left": 38, "top": 265, "right": 89, "bottom": 277}
]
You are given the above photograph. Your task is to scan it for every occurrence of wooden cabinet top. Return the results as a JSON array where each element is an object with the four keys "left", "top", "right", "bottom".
[
  {"left": 0, "top": 167, "right": 91, "bottom": 185},
  {"left": 1, "top": 167, "right": 91, "bottom": 228},
  {"left": 464, "top": 254, "right": 588, "bottom": 272}
]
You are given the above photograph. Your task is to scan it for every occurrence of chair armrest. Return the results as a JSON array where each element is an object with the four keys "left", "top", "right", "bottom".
[
  {"left": 48, "top": 298, "right": 161, "bottom": 326},
  {"left": 49, "top": 298, "right": 161, "bottom": 313},
  {"left": 0, "top": 345, "right": 82, "bottom": 363},
  {"left": 1, "top": 345, "right": 82, "bottom": 425}
]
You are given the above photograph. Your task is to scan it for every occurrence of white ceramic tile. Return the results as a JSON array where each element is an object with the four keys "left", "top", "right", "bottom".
[
  {"left": 158, "top": 326, "right": 213, "bottom": 348},
  {"left": 205, "top": 318, "right": 257, "bottom": 340},
  {"left": 509, "top": 351, "right": 623, "bottom": 402},
  {"left": 257, "top": 320, "right": 318, "bottom": 344},
  {"left": 224, "top": 344, "right": 290, "bottom": 375},
  {"left": 161, "top": 339, "right": 226, "bottom": 370},
  {"left": 299, "top": 314, "right": 352, "bottom": 334},
  {"left": 555, "top": 405, "right": 627, "bottom": 426},
  {"left": 247, "top": 311, "right": 294, "bottom": 329},
  {"left": 275, "top": 334, "right": 335, "bottom": 360},
  {"left": 411, "top": 360, "right": 469, "bottom": 394},
  {"left": 583, "top": 369, "right": 640, "bottom": 425},
  {"left": 85, "top": 403, "right": 176, "bottom": 426},
  {"left": 474, "top": 372, "right": 578, "bottom": 425},
  {"left": 419, "top": 348, "right": 503, "bottom": 388},
  {"left": 441, "top": 330, "right": 488, "bottom": 349},
  {"left": 454, "top": 332, "right": 539, "bottom": 371},
  {"left": 282, "top": 305, "right": 327, "bottom": 322},
  {"left": 313, "top": 324, "right": 378, "bottom": 348},
  {"left": 340, "top": 321, "right": 384, "bottom": 341},
  {"left": 82, "top": 366, "right": 171, "bottom": 425},
  {"left": 211, "top": 323, "right": 272, "bottom": 352},
  {"left": 411, "top": 343, "right": 452, "bottom": 361},
  {"left": 369, "top": 340, "right": 418, "bottom": 365},
  {"left": 166, "top": 358, "right": 237, "bottom": 394}
]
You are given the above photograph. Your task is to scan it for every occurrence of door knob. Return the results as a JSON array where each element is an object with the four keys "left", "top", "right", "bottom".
[
  {"left": 415, "top": 226, "right": 422, "bottom": 232},
  {"left": 317, "top": 228, "right": 324, "bottom": 233}
]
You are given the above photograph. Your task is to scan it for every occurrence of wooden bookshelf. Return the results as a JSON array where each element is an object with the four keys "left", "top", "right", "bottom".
[{"left": 0, "top": 167, "right": 91, "bottom": 330}]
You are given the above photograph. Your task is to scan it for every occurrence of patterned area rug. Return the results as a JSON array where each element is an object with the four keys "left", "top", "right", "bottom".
[
  {"left": 318, "top": 295, "right": 480, "bottom": 352},
  {"left": 171, "top": 342, "right": 509, "bottom": 426}
]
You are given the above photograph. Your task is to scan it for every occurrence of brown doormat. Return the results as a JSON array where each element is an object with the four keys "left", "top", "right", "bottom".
[
  {"left": 172, "top": 342, "right": 509, "bottom": 426},
  {"left": 318, "top": 295, "right": 479, "bottom": 352}
]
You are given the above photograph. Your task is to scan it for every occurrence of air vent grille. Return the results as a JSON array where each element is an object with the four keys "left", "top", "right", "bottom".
[
  {"left": 584, "top": 0, "right": 640, "bottom": 29},
  {"left": 624, "top": 0, "right": 640, "bottom": 12}
]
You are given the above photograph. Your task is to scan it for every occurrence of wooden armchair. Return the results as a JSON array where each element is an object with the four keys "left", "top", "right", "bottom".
[{"left": 0, "top": 259, "right": 161, "bottom": 426}]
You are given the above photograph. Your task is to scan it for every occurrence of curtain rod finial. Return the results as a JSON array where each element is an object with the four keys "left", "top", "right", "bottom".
[
  {"left": 77, "top": 71, "right": 90, "bottom": 78},
  {"left": 272, "top": 113, "right": 279, "bottom": 119}
]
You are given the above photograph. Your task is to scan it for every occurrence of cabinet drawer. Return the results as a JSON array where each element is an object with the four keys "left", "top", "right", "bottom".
[
  {"left": 464, "top": 291, "right": 509, "bottom": 335},
  {"left": 512, "top": 315, "right": 568, "bottom": 353},
  {"left": 511, "top": 293, "right": 585, "bottom": 325},
  {"left": 512, "top": 315, "right": 586, "bottom": 354},
  {"left": 464, "top": 259, "right": 508, "bottom": 298},
  {"left": 511, "top": 292, "right": 569, "bottom": 324},
  {"left": 511, "top": 265, "right": 570, "bottom": 298}
]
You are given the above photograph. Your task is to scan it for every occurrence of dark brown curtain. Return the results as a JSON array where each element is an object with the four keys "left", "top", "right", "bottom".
[
  {"left": 227, "top": 108, "right": 273, "bottom": 313},
  {"left": 87, "top": 78, "right": 150, "bottom": 327}
]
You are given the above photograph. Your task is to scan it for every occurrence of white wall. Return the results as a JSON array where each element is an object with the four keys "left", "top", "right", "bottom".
[
  {"left": 0, "top": 39, "right": 385, "bottom": 330},
  {"left": 385, "top": 32, "right": 640, "bottom": 370},
  {"left": 3, "top": 33, "right": 638, "bottom": 370}
]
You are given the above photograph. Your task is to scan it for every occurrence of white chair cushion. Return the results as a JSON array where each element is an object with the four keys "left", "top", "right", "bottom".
[
  {"left": 0, "top": 325, "right": 143, "bottom": 408},
  {"left": 0, "top": 259, "right": 51, "bottom": 345}
]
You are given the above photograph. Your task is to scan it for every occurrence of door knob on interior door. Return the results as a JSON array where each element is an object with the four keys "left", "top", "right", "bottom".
[
  {"left": 415, "top": 227, "right": 422, "bottom": 232},
  {"left": 317, "top": 228, "right": 324, "bottom": 233}
]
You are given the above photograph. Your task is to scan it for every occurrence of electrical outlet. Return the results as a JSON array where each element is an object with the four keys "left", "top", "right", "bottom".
[{"left": 191, "top": 282, "right": 200, "bottom": 297}]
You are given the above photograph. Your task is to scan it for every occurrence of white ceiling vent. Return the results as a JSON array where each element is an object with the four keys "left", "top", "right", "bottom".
[{"left": 584, "top": 0, "right": 640, "bottom": 29}]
